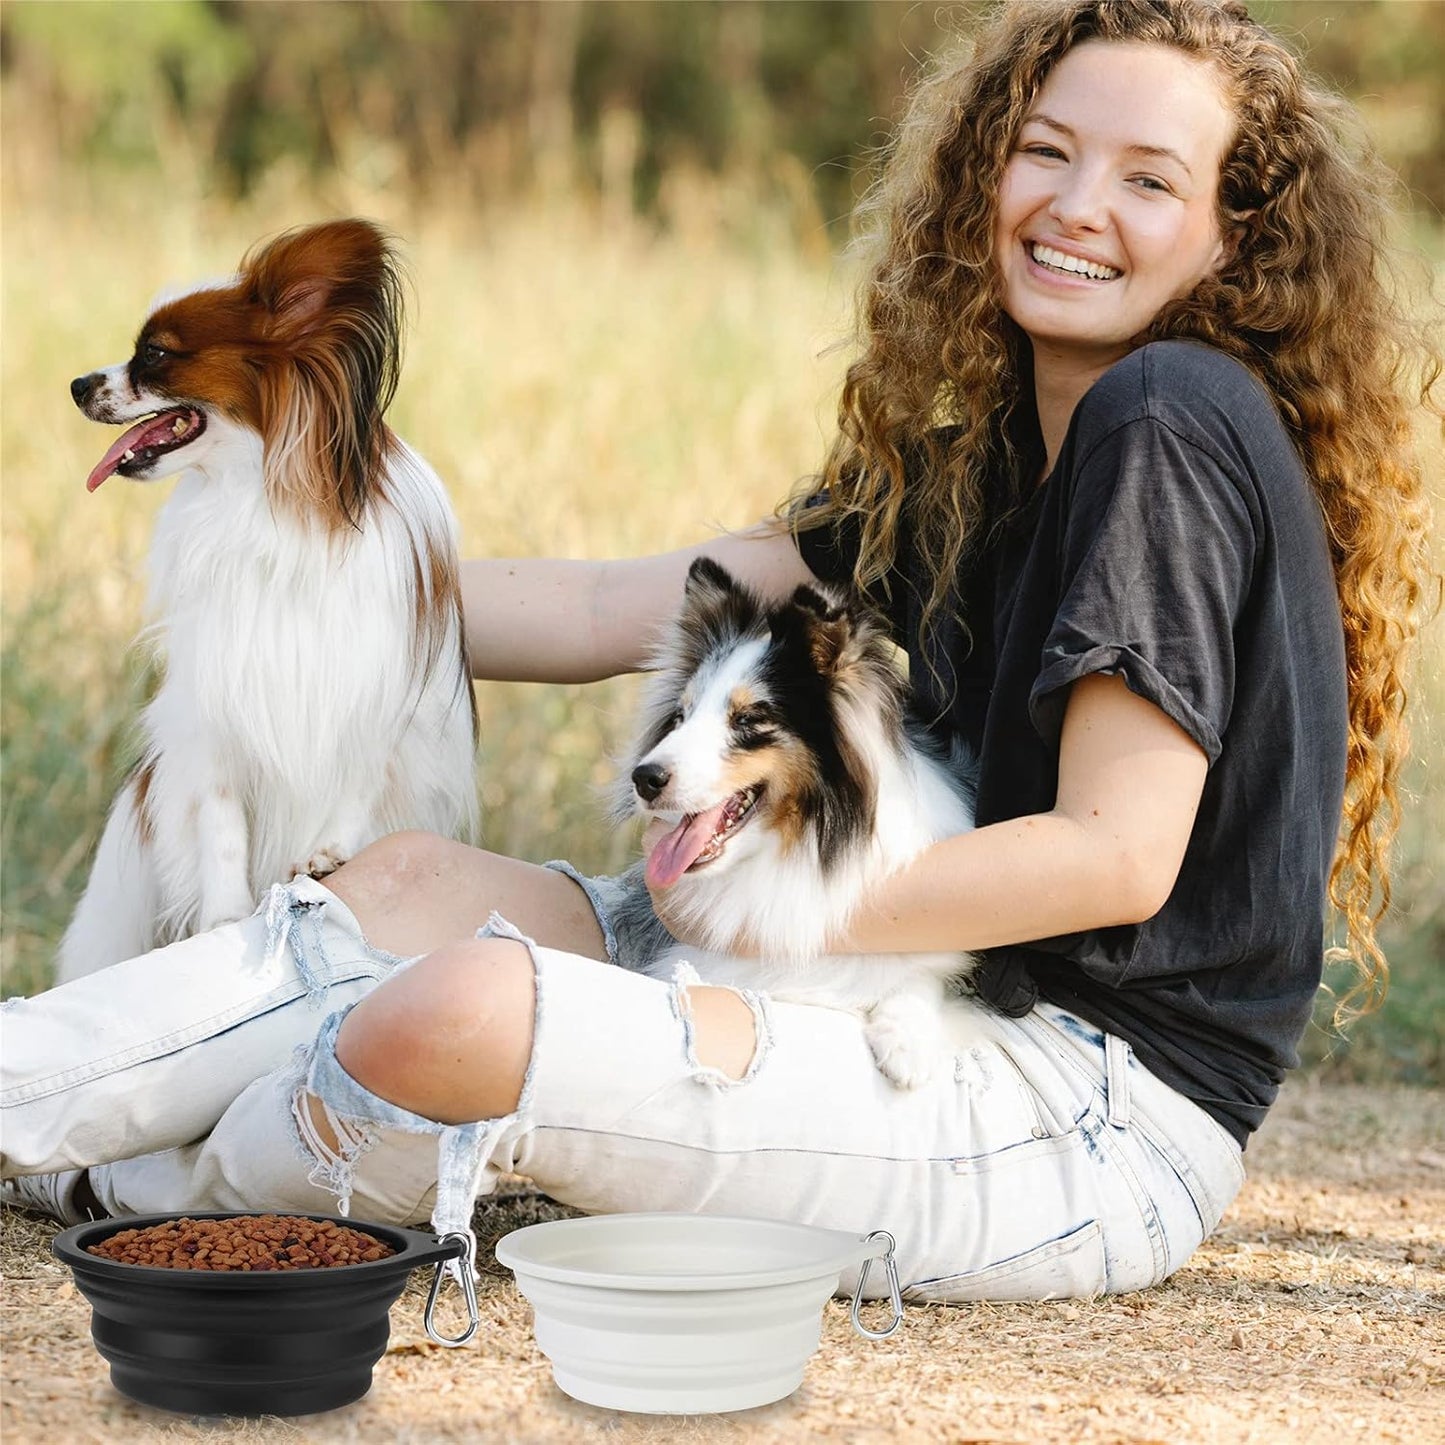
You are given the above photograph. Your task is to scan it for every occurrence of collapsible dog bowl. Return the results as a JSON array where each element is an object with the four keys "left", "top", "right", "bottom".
[
  {"left": 495, "top": 1213, "right": 903, "bottom": 1414},
  {"left": 52, "top": 1211, "right": 476, "bottom": 1417}
]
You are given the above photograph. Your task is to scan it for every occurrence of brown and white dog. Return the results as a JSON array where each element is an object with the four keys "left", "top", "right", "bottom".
[{"left": 58, "top": 220, "right": 477, "bottom": 982}]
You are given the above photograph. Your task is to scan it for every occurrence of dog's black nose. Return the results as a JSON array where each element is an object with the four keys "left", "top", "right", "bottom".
[
  {"left": 632, "top": 761, "right": 671, "bottom": 803},
  {"left": 71, "top": 374, "right": 99, "bottom": 407}
]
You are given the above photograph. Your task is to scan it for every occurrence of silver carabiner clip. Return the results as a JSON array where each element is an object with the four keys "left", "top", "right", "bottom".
[
  {"left": 424, "top": 1231, "right": 481, "bottom": 1347},
  {"left": 849, "top": 1229, "right": 904, "bottom": 1340}
]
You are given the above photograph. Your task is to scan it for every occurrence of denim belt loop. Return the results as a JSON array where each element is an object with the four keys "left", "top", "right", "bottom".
[{"left": 1105, "top": 1033, "right": 1132, "bottom": 1129}]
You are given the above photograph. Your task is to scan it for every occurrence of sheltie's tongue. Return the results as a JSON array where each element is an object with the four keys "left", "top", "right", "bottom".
[
  {"left": 86, "top": 411, "right": 193, "bottom": 492},
  {"left": 644, "top": 802, "right": 730, "bottom": 889}
]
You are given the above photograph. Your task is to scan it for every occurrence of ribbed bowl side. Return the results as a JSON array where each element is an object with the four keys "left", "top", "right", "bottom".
[
  {"left": 69, "top": 1265, "right": 410, "bottom": 1417},
  {"left": 53, "top": 1212, "right": 467, "bottom": 1418},
  {"left": 515, "top": 1273, "right": 838, "bottom": 1414}
]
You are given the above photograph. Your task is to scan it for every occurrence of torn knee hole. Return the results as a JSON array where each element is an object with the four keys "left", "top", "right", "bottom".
[
  {"left": 295, "top": 1090, "right": 343, "bottom": 1157},
  {"left": 293, "top": 1088, "right": 375, "bottom": 1168},
  {"left": 290, "top": 1088, "right": 372, "bottom": 1216},
  {"left": 675, "top": 982, "right": 765, "bottom": 1083}
]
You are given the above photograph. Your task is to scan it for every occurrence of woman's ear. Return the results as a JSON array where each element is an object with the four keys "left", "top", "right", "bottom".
[{"left": 1214, "top": 209, "right": 1256, "bottom": 271}]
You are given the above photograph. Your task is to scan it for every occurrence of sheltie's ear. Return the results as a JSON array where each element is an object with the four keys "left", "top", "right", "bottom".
[
  {"left": 684, "top": 556, "right": 743, "bottom": 610},
  {"left": 783, "top": 583, "right": 855, "bottom": 677},
  {"left": 679, "top": 555, "right": 763, "bottom": 654}
]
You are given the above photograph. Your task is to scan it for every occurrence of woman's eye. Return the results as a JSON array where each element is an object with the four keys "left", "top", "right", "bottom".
[
  {"left": 1022, "top": 143, "right": 1066, "bottom": 160},
  {"left": 1129, "top": 175, "right": 1171, "bottom": 194}
]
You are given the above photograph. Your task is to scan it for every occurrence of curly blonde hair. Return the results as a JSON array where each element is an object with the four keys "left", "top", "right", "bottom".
[{"left": 794, "top": 0, "right": 1441, "bottom": 1017}]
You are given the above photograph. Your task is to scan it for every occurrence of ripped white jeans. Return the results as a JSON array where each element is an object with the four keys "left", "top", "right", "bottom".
[{"left": 0, "top": 877, "right": 1245, "bottom": 1301}]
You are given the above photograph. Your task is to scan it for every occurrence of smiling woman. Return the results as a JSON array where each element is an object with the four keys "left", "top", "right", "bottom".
[{"left": 802, "top": 0, "right": 1438, "bottom": 1032}]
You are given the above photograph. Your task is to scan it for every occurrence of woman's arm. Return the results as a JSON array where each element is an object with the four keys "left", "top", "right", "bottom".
[
  {"left": 459, "top": 524, "right": 816, "bottom": 683},
  {"left": 837, "top": 672, "right": 1209, "bottom": 953}
]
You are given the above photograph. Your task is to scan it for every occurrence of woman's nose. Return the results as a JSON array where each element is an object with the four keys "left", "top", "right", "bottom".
[{"left": 1048, "top": 168, "right": 1110, "bottom": 231}]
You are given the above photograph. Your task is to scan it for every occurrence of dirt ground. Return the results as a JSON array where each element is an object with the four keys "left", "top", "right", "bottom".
[{"left": 2, "top": 1078, "right": 1441, "bottom": 1444}]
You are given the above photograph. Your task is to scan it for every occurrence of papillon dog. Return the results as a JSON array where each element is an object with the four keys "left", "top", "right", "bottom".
[
  {"left": 621, "top": 557, "right": 977, "bottom": 1088},
  {"left": 57, "top": 219, "right": 478, "bottom": 983}
]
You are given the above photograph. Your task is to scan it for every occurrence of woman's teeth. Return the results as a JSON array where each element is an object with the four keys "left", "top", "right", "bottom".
[{"left": 1031, "top": 243, "right": 1120, "bottom": 281}]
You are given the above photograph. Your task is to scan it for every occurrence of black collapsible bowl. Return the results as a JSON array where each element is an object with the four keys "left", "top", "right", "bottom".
[{"left": 52, "top": 1211, "right": 469, "bottom": 1417}]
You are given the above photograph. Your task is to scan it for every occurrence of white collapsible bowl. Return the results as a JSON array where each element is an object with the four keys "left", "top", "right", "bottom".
[{"left": 495, "top": 1213, "right": 887, "bottom": 1414}]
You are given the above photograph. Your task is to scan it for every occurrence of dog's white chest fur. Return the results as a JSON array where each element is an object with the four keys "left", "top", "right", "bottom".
[
  {"left": 58, "top": 441, "right": 476, "bottom": 981},
  {"left": 149, "top": 459, "right": 431, "bottom": 801}
]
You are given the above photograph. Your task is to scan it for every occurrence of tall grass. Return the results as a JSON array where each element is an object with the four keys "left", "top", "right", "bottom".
[{"left": 2, "top": 172, "right": 1440, "bottom": 1080}]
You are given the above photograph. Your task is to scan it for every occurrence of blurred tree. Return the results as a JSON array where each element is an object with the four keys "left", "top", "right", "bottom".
[
  {"left": 2, "top": 0, "right": 250, "bottom": 179},
  {"left": 1255, "top": 0, "right": 1445, "bottom": 220},
  {"left": 1, "top": 0, "right": 1440, "bottom": 235}
]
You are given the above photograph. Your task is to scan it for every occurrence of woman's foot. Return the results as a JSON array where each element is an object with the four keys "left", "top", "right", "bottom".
[{"left": 1, "top": 1168, "right": 105, "bottom": 1224}]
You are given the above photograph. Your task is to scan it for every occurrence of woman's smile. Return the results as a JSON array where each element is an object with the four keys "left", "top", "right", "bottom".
[{"left": 1024, "top": 240, "right": 1123, "bottom": 284}]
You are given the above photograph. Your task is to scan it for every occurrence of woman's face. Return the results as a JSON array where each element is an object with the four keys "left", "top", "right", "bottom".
[{"left": 994, "top": 40, "right": 1236, "bottom": 374}]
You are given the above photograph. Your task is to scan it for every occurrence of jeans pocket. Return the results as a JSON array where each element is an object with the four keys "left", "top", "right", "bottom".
[
  {"left": 1135, "top": 1118, "right": 1242, "bottom": 1244},
  {"left": 904, "top": 1219, "right": 1107, "bottom": 1303}
]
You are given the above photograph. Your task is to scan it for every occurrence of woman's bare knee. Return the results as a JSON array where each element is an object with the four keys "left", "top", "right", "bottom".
[
  {"left": 335, "top": 938, "right": 536, "bottom": 1125},
  {"left": 688, "top": 985, "right": 759, "bottom": 1081}
]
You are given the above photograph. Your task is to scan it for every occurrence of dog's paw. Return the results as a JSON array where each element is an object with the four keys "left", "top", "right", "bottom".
[
  {"left": 864, "top": 1013, "right": 938, "bottom": 1090},
  {"left": 291, "top": 849, "right": 349, "bottom": 881}
]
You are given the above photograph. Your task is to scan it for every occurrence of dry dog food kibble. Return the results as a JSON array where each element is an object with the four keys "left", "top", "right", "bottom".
[{"left": 86, "top": 1215, "right": 396, "bottom": 1271}]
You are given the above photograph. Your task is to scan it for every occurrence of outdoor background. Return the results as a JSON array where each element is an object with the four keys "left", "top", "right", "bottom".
[{"left": 2, "top": 0, "right": 1441, "bottom": 1081}]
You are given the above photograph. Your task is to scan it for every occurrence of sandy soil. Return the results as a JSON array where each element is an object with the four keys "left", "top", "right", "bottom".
[{"left": 3, "top": 1078, "right": 1441, "bottom": 1444}]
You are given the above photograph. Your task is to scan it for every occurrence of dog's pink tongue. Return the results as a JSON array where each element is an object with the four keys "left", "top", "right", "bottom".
[
  {"left": 645, "top": 803, "right": 727, "bottom": 889},
  {"left": 85, "top": 414, "right": 180, "bottom": 492}
]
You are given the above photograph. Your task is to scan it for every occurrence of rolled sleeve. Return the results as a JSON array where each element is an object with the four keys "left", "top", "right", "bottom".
[{"left": 1027, "top": 417, "right": 1258, "bottom": 764}]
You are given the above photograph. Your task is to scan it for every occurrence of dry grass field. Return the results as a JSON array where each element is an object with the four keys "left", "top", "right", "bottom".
[{"left": 3, "top": 176, "right": 1441, "bottom": 1040}]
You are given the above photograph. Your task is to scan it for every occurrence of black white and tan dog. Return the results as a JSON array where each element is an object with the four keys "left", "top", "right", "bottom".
[{"left": 621, "top": 557, "right": 977, "bottom": 1088}]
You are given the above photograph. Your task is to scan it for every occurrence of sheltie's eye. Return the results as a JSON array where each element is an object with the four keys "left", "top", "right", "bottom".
[
  {"left": 731, "top": 704, "right": 776, "bottom": 735},
  {"left": 666, "top": 707, "right": 685, "bottom": 732}
]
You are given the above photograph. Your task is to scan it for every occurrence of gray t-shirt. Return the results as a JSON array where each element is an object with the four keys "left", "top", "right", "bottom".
[{"left": 797, "top": 340, "right": 1348, "bottom": 1145}]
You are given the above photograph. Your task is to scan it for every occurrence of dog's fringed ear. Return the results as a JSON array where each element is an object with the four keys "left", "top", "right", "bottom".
[
  {"left": 677, "top": 556, "right": 764, "bottom": 657},
  {"left": 244, "top": 219, "right": 406, "bottom": 532},
  {"left": 269, "top": 274, "right": 331, "bottom": 332},
  {"left": 782, "top": 583, "right": 856, "bottom": 677},
  {"left": 684, "top": 556, "right": 742, "bottom": 610}
]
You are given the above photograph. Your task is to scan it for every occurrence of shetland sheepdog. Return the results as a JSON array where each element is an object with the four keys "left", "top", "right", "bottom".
[
  {"left": 56, "top": 219, "right": 478, "bottom": 984},
  {"left": 622, "top": 557, "right": 977, "bottom": 1088}
]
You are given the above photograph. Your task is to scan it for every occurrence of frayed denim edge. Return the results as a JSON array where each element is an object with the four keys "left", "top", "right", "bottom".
[
  {"left": 666, "top": 960, "right": 772, "bottom": 1088},
  {"left": 262, "top": 879, "right": 410, "bottom": 1006},
  {"left": 281, "top": 1042, "right": 383, "bottom": 1202},
  {"left": 542, "top": 859, "right": 620, "bottom": 966},
  {"left": 474, "top": 911, "right": 542, "bottom": 1123},
  {"left": 296, "top": 911, "right": 542, "bottom": 1281}
]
